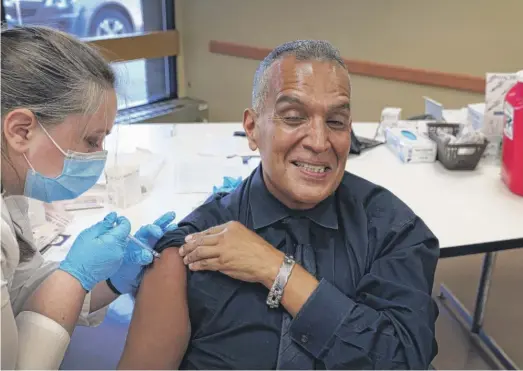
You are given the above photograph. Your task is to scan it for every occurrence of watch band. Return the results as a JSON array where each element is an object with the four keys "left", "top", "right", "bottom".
[{"left": 266, "top": 254, "right": 296, "bottom": 309}]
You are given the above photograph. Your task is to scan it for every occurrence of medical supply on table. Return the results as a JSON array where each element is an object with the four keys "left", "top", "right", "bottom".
[
  {"left": 423, "top": 96, "right": 444, "bottom": 121},
  {"left": 127, "top": 234, "right": 160, "bottom": 258},
  {"left": 12, "top": 196, "right": 75, "bottom": 252},
  {"left": 213, "top": 176, "right": 243, "bottom": 194},
  {"left": 60, "top": 195, "right": 105, "bottom": 211},
  {"left": 101, "top": 147, "right": 166, "bottom": 209},
  {"left": 467, "top": 103, "right": 485, "bottom": 130},
  {"left": 105, "top": 164, "right": 141, "bottom": 209},
  {"left": 377, "top": 107, "right": 402, "bottom": 137},
  {"left": 501, "top": 70, "right": 523, "bottom": 196},
  {"left": 380, "top": 107, "right": 402, "bottom": 124},
  {"left": 427, "top": 123, "right": 488, "bottom": 170},
  {"left": 483, "top": 72, "right": 519, "bottom": 161},
  {"left": 385, "top": 128, "right": 437, "bottom": 163},
  {"left": 485, "top": 73, "right": 518, "bottom": 137}
]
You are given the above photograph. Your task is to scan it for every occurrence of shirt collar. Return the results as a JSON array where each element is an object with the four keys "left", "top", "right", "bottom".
[{"left": 249, "top": 165, "right": 339, "bottom": 230}]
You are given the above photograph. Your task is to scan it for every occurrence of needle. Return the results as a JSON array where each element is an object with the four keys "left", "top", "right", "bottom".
[{"left": 127, "top": 234, "right": 160, "bottom": 258}]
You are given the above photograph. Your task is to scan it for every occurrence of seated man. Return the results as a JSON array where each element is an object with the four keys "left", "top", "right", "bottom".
[{"left": 119, "top": 40, "right": 439, "bottom": 370}]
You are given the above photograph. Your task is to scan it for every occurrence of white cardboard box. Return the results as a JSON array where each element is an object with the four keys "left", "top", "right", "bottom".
[
  {"left": 484, "top": 73, "right": 517, "bottom": 137},
  {"left": 385, "top": 128, "right": 437, "bottom": 163}
]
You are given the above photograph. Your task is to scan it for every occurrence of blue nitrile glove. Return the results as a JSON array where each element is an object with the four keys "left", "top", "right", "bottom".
[
  {"left": 212, "top": 176, "right": 242, "bottom": 194},
  {"left": 107, "top": 211, "right": 177, "bottom": 295},
  {"left": 59, "top": 212, "right": 131, "bottom": 292}
]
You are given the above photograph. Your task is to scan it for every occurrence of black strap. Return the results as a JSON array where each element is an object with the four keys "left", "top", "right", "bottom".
[{"left": 106, "top": 278, "right": 122, "bottom": 296}]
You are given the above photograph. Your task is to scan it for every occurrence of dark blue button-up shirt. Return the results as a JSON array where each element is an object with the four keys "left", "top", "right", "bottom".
[{"left": 156, "top": 166, "right": 439, "bottom": 369}]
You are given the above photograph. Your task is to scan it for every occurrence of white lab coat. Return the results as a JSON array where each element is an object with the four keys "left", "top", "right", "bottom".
[{"left": 1, "top": 195, "right": 107, "bottom": 370}]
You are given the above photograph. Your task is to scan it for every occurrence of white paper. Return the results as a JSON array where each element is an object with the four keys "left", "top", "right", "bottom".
[
  {"left": 32, "top": 208, "right": 73, "bottom": 252},
  {"left": 60, "top": 195, "right": 105, "bottom": 211}
]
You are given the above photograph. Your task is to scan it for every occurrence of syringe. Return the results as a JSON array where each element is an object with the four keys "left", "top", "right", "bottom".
[{"left": 127, "top": 234, "right": 160, "bottom": 259}]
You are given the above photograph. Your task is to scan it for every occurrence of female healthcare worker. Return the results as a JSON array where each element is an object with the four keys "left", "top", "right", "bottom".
[{"left": 0, "top": 26, "right": 176, "bottom": 369}]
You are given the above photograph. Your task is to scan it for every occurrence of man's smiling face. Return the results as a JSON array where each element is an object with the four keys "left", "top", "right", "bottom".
[{"left": 243, "top": 56, "right": 352, "bottom": 210}]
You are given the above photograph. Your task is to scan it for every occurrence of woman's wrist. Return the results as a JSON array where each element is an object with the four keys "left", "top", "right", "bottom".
[{"left": 56, "top": 268, "right": 90, "bottom": 294}]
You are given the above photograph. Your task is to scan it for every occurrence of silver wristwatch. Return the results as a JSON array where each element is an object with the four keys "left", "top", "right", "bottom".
[{"left": 266, "top": 254, "right": 296, "bottom": 309}]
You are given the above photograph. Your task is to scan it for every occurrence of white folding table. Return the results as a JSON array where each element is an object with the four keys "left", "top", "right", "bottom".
[{"left": 50, "top": 122, "right": 522, "bottom": 370}]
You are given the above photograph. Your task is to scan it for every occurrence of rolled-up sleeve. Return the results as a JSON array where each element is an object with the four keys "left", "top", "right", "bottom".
[
  {"left": 290, "top": 215, "right": 439, "bottom": 369},
  {"left": 155, "top": 193, "right": 231, "bottom": 253},
  {"left": 155, "top": 225, "right": 198, "bottom": 253}
]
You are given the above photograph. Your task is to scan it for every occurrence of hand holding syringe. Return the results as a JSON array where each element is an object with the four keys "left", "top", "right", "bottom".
[{"left": 107, "top": 211, "right": 177, "bottom": 295}]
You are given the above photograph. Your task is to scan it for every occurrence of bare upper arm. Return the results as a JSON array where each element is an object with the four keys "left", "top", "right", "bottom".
[{"left": 118, "top": 247, "right": 190, "bottom": 370}]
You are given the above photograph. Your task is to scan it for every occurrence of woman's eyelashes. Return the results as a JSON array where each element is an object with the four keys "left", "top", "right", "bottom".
[{"left": 85, "top": 136, "right": 101, "bottom": 150}]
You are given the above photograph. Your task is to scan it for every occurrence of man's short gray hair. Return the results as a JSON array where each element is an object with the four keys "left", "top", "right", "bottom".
[{"left": 252, "top": 40, "right": 347, "bottom": 111}]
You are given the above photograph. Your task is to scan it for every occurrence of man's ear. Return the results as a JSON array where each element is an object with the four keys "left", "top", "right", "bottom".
[
  {"left": 2, "top": 109, "right": 38, "bottom": 155},
  {"left": 242, "top": 108, "right": 258, "bottom": 151}
]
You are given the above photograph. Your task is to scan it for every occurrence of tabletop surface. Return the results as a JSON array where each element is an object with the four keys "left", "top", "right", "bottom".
[{"left": 45, "top": 122, "right": 523, "bottom": 261}]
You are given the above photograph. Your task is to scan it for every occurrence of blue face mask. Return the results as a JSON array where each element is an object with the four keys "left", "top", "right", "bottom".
[{"left": 23, "top": 122, "right": 108, "bottom": 203}]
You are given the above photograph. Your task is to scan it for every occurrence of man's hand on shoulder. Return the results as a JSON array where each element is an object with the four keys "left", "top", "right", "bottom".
[{"left": 179, "top": 221, "right": 284, "bottom": 286}]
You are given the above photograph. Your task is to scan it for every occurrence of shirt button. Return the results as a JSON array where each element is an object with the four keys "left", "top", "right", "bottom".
[{"left": 300, "top": 334, "right": 309, "bottom": 344}]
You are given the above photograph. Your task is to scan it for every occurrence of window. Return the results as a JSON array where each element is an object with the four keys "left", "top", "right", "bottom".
[{"left": 2, "top": 0, "right": 178, "bottom": 119}]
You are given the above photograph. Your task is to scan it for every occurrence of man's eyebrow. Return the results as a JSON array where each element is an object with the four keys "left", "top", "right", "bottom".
[
  {"left": 329, "top": 102, "right": 351, "bottom": 112},
  {"left": 275, "top": 95, "right": 304, "bottom": 106}
]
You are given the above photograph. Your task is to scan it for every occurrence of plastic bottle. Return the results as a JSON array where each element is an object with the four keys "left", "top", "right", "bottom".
[{"left": 501, "top": 70, "right": 523, "bottom": 196}]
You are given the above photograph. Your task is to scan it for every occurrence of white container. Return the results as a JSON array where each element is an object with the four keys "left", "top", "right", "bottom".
[
  {"left": 385, "top": 128, "right": 437, "bottom": 163},
  {"left": 378, "top": 107, "right": 402, "bottom": 137},
  {"left": 380, "top": 107, "right": 402, "bottom": 123},
  {"left": 105, "top": 164, "right": 142, "bottom": 209}
]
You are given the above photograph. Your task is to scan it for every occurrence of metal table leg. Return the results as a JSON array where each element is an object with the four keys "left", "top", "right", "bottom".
[{"left": 438, "top": 252, "right": 518, "bottom": 370}]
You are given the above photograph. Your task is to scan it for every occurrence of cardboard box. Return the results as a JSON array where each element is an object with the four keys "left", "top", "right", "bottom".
[
  {"left": 385, "top": 128, "right": 437, "bottom": 163},
  {"left": 484, "top": 73, "right": 517, "bottom": 137}
]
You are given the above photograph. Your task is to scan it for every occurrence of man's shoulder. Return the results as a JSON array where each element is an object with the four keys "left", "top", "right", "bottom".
[
  {"left": 156, "top": 177, "right": 250, "bottom": 252},
  {"left": 338, "top": 171, "right": 416, "bottom": 222}
]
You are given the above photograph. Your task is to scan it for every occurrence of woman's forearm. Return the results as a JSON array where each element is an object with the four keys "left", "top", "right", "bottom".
[
  {"left": 118, "top": 248, "right": 190, "bottom": 370},
  {"left": 23, "top": 270, "right": 86, "bottom": 335},
  {"left": 90, "top": 281, "right": 119, "bottom": 312}
]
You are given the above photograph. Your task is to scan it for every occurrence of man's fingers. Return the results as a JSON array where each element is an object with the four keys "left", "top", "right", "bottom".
[
  {"left": 183, "top": 246, "right": 220, "bottom": 265},
  {"left": 188, "top": 258, "right": 220, "bottom": 272},
  {"left": 179, "top": 234, "right": 221, "bottom": 256},
  {"left": 185, "top": 224, "right": 227, "bottom": 243}
]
